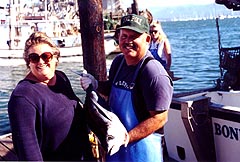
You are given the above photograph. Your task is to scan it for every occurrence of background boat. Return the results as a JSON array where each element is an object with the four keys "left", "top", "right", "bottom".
[
  {"left": 0, "top": 0, "right": 121, "bottom": 60},
  {"left": 0, "top": 30, "right": 119, "bottom": 66}
]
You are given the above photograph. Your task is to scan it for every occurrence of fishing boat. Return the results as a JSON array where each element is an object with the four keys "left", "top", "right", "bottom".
[{"left": 164, "top": 1, "right": 240, "bottom": 161}]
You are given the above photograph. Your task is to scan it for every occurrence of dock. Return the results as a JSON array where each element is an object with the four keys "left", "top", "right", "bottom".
[
  {"left": 0, "top": 132, "right": 177, "bottom": 161},
  {"left": 0, "top": 133, "right": 17, "bottom": 161}
]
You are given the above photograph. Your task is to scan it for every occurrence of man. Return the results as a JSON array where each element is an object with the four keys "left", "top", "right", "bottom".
[{"left": 80, "top": 14, "right": 173, "bottom": 162}]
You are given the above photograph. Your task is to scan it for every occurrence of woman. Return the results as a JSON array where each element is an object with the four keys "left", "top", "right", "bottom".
[
  {"left": 8, "top": 32, "right": 94, "bottom": 161},
  {"left": 149, "top": 21, "right": 172, "bottom": 70}
]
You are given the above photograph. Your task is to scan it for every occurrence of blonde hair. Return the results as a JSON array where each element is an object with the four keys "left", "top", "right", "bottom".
[
  {"left": 23, "top": 31, "right": 60, "bottom": 68},
  {"left": 150, "top": 21, "right": 167, "bottom": 43}
]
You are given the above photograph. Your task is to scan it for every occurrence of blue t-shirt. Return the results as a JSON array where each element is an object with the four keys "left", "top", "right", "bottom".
[
  {"left": 8, "top": 70, "right": 93, "bottom": 161},
  {"left": 108, "top": 52, "right": 173, "bottom": 118}
]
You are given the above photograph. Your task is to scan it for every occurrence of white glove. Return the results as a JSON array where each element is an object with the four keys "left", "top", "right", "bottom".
[
  {"left": 106, "top": 112, "right": 129, "bottom": 156},
  {"left": 80, "top": 72, "right": 98, "bottom": 91}
]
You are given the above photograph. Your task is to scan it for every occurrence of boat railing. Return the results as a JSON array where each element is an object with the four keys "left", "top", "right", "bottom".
[
  {"left": 217, "top": 46, "right": 240, "bottom": 90},
  {"left": 219, "top": 46, "right": 240, "bottom": 72}
]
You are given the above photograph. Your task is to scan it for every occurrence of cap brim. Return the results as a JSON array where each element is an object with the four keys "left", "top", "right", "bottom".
[{"left": 119, "top": 26, "right": 144, "bottom": 34}]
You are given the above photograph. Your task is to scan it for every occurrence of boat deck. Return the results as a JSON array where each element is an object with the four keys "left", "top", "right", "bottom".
[{"left": 0, "top": 133, "right": 17, "bottom": 161}]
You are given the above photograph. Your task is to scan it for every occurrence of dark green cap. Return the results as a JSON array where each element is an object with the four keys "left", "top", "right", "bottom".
[{"left": 119, "top": 14, "right": 149, "bottom": 34}]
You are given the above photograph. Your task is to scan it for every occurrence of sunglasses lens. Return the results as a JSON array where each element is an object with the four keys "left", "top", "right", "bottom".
[
  {"left": 41, "top": 52, "right": 53, "bottom": 62},
  {"left": 28, "top": 52, "right": 53, "bottom": 63},
  {"left": 28, "top": 53, "right": 40, "bottom": 63}
]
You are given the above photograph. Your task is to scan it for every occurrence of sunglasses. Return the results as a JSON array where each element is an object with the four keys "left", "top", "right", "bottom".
[{"left": 28, "top": 52, "right": 53, "bottom": 63}]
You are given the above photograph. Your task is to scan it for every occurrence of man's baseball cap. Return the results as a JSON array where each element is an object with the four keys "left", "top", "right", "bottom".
[{"left": 119, "top": 14, "right": 149, "bottom": 34}]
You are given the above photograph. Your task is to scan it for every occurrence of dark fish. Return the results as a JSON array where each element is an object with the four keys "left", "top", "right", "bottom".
[{"left": 84, "top": 86, "right": 129, "bottom": 155}]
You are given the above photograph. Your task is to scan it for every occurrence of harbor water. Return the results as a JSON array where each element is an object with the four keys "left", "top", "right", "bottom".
[{"left": 1, "top": 18, "right": 240, "bottom": 135}]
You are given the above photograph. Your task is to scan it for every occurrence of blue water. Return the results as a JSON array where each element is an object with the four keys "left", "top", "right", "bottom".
[{"left": 1, "top": 18, "right": 240, "bottom": 135}]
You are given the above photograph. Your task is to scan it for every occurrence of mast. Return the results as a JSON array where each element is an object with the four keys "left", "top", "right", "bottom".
[
  {"left": 216, "top": 17, "right": 223, "bottom": 77},
  {"left": 44, "top": 0, "right": 48, "bottom": 21},
  {"left": 8, "top": 0, "right": 21, "bottom": 50},
  {"left": 9, "top": 0, "right": 15, "bottom": 50}
]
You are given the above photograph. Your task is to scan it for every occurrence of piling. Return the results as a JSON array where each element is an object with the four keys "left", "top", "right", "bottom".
[{"left": 78, "top": 0, "right": 107, "bottom": 81}]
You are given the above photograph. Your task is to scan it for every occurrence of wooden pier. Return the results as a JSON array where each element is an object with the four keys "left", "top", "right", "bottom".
[
  {"left": 0, "top": 133, "right": 177, "bottom": 161},
  {"left": 0, "top": 133, "right": 17, "bottom": 161}
]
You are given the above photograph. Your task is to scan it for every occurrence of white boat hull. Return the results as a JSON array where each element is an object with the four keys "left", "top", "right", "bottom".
[
  {"left": 165, "top": 91, "right": 240, "bottom": 162},
  {"left": 212, "top": 118, "right": 239, "bottom": 162}
]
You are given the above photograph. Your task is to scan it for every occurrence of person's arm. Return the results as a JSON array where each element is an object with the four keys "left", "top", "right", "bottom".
[
  {"left": 8, "top": 96, "right": 43, "bottom": 161},
  {"left": 128, "top": 110, "right": 168, "bottom": 143},
  {"left": 128, "top": 62, "right": 173, "bottom": 143},
  {"left": 164, "top": 39, "right": 172, "bottom": 70}
]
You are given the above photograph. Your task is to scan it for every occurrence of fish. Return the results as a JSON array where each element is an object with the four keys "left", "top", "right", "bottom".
[{"left": 84, "top": 86, "right": 129, "bottom": 156}]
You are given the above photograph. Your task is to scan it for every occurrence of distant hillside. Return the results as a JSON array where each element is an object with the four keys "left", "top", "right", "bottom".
[{"left": 149, "top": 3, "right": 240, "bottom": 21}]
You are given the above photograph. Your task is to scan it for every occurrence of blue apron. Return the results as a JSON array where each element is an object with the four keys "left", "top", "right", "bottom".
[
  {"left": 106, "top": 56, "right": 163, "bottom": 162},
  {"left": 149, "top": 43, "right": 167, "bottom": 69}
]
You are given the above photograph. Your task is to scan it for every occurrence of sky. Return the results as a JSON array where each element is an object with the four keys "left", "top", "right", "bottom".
[{"left": 121, "top": 0, "right": 215, "bottom": 10}]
